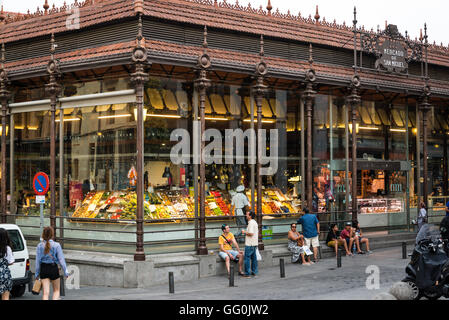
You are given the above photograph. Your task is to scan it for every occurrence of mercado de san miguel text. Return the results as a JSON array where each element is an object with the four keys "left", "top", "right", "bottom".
[{"left": 0, "top": 0, "right": 449, "bottom": 260}]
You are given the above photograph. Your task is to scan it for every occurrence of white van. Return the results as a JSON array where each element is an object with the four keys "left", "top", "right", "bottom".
[{"left": 0, "top": 224, "right": 32, "bottom": 298}]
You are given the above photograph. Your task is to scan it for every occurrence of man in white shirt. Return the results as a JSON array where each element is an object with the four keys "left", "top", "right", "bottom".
[
  {"left": 242, "top": 210, "right": 258, "bottom": 278},
  {"left": 231, "top": 185, "right": 250, "bottom": 243}
]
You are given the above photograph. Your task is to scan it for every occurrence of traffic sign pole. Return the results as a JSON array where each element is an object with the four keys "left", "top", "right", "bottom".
[
  {"left": 33, "top": 172, "right": 49, "bottom": 241},
  {"left": 40, "top": 203, "right": 44, "bottom": 242}
]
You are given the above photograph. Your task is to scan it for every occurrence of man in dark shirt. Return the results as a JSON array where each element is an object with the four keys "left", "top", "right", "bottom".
[{"left": 326, "top": 224, "right": 351, "bottom": 257}]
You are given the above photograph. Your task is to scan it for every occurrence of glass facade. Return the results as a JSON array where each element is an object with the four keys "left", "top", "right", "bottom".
[{"left": 4, "top": 71, "right": 448, "bottom": 254}]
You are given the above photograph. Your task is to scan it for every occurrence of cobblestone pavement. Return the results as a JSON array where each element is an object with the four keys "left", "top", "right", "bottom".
[{"left": 15, "top": 246, "right": 448, "bottom": 300}]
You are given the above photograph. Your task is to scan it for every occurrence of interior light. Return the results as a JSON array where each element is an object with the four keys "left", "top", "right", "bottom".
[
  {"left": 146, "top": 113, "right": 181, "bottom": 119},
  {"left": 204, "top": 117, "right": 229, "bottom": 121},
  {"left": 390, "top": 128, "right": 406, "bottom": 133},
  {"left": 243, "top": 119, "right": 275, "bottom": 124},
  {"left": 98, "top": 114, "right": 132, "bottom": 119},
  {"left": 358, "top": 126, "right": 379, "bottom": 131},
  {"left": 55, "top": 117, "right": 80, "bottom": 122}
]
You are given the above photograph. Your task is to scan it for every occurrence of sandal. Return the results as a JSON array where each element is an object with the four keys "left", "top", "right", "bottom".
[{"left": 238, "top": 272, "right": 246, "bottom": 276}]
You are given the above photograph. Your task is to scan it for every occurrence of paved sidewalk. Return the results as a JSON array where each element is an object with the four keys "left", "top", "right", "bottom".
[{"left": 15, "top": 246, "right": 437, "bottom": 300}]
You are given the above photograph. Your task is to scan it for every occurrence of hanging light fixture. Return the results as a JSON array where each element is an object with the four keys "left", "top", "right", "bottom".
[{"left": 134, "top": 107, "right": 148, "bottom": 121}]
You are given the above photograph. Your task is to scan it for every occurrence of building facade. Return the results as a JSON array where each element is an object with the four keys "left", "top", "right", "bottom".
[{"left": 1, "top": 0, "right": 449, "bottom": 259}]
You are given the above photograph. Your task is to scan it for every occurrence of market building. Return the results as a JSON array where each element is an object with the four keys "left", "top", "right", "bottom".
[{"left": 1, "top": 0, "right": 449, "bottom": 261}]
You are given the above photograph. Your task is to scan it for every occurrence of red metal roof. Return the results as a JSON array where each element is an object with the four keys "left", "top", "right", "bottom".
[
  {"left": 5, "top": 37, "right": 448, "bottom": 95},
  {"left": 1, "top": 0, "right": 449, "bottom": 76}
]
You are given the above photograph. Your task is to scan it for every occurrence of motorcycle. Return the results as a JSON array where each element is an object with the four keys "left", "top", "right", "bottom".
[{"left": 402, "top": 223, "right": 449, "bottom": 300}]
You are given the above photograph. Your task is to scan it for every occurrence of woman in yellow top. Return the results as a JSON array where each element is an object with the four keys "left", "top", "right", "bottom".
[{"left": 218, "top": 224, "right": 244, "bottom": 277}]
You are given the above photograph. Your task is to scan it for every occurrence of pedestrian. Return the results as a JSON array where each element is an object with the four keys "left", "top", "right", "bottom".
[
  {"left": 340, "top": 222, "right": 364, "bottom": 255},
  {"left": 35, "top": 226, "right": 69, "bottom": 300},
  {"left": 297, "top": 207, "right": 320, "bottom": 262},
  {"left": 218, "top": 224, "right": 245, "bottom": 278},
  {"left": 0, "top": 228, "right": 14, "bottom": 300},
  {"left": 241, "top": 210, "right": 258, "bottom": 278},
  {"left": 287, "top": 223, "right": 312, "bottom": 265},
  {"left": 326, "top": 223, "right": 351, "bottom": 257},
  {"left": 230, "top": 185, "right": 250, "bottom": 243},
  {"left": 353, "top": 220, "right": 372, "bottom": 254},
  {"left": 418, "top": 201, "right": 428, "bottom": 231}
]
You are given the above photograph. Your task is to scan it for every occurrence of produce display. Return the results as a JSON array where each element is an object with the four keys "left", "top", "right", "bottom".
[
  {"left": 69, "top": 187, "right": 298, "bottom": 222},
  {"left": 247, "top": 188, "right": 299, "bottom": 215}
]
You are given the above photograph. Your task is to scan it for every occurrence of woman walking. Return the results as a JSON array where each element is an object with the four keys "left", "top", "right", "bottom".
[
  {"left": 418, "top": 201, "right": 428, "bottom": 232},
  {"left": 35, "top": 226, "right": 69, "bottom": 300},
  {"left": 0, "top": 228, "right": 14, "bottom": 300}
]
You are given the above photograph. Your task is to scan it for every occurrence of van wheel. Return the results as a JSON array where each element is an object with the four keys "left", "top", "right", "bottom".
[{"left": 11, "top": 285, "right": 26, "bottom": 298}]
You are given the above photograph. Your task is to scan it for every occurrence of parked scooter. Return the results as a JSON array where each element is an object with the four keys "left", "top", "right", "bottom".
[
  {"left": 402, "top": 223, "right": 449, "bottom": 300},
  {"left": 440, "top": 216, "right": 449, "bottom": 257}
]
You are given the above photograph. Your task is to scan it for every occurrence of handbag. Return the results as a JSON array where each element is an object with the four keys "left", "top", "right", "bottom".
[
  {"left": 256, "top": 248, "right": 262, "bottom": 261},
  {"left": 32, "top": 278, "right": 42, "bottom": 295}
]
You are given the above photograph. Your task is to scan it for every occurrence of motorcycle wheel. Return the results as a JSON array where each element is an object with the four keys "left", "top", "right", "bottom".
[
  {"left": 422, "top": 288, "right": 442, "bottom": 300},
  {"left": 401, "top": 278, "right": 422, "bottom": 300}
]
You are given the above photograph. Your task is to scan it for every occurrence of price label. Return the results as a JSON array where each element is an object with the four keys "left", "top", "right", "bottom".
[
  {"left": 149, "top": 205, "right": 157, "bottom": 212},
  {"left": 208, "top": 202, "right": 218, "bottom": 210}
]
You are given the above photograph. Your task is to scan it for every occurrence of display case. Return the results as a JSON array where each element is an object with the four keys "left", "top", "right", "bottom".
[
  {"left": 358, "top": 198, "right": 404, "bottom": 214},
  {"left": 428, "top": 196, "right": 448, "bottom": 212},
  {"left": 68, "top": 186, "right": 299, "bottom": 223}
]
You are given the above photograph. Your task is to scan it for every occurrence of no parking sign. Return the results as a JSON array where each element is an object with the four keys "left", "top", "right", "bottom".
[{"left": 33, "top": 172, "right": 50, "bottom": 196}]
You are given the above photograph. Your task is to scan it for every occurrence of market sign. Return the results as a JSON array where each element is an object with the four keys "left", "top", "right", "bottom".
[{"left": 375, "top": 39, "right": 408, "bottom": 73}]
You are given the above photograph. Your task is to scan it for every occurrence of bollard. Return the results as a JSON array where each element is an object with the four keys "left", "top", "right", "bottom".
[
  {"left": 229, "top": 264, "right": 235, "bottom": 287},
  {"left": 402, "top": 242, "right": 407, "bottom": 259},
  {"left": 169, "top": 272, "right": 175, "bottom": 294},
  {"left": 280, "top": 258, "right": 285, "bottom": 278},
  {"left": 337, "top": 248, "right": 342, "bottom": 268},
  {"left": 60, "top": 276, "right": 65, "bottom": 297}
]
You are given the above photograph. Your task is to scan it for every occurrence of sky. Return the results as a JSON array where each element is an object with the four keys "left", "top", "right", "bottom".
[{"left": 1, "top": 0, "right": 448, "bottom": 46}]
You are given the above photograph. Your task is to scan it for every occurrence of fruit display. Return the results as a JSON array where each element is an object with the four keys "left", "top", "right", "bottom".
[{"left": 69, "top": 186, "right": 299, "bottom": 222}]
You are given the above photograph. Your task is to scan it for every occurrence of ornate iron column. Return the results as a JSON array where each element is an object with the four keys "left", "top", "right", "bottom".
[
  {"left": 420, "top": 24, "right": 431, "bottom": 206},
  {"left": 347, "top": 74, "right": 361, "bottom": 222},
  {"left": 130, "top": 14, "right": 149, "bottom": 261},
  {"left": 45, "top": 34, "right": 61, "bottom": 233},
  {"left": 194, "top": 26, "right": 211, "bottom": 255},
  {"left": 303, "top": 44, "right": 316, "bottom": 212},
  {"left": 0, "top": 43, "right": 10, "bottom": 224},
  {"left": 253, "top": 35, "right": 268, "bottom": 251}
]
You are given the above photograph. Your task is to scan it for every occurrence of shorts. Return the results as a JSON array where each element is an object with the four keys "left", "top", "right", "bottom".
[
  {"left": 40, "top": 263, "right": 60, "bottom": 281},
  {"left": 305, "top": 236, "right": 320, "bottom": 248},
  {"left": 219, "top": 250, "right": 240, "bottom": 261},
  {"left": 327, "top": 240, "right": 344, "bottom": 247}
]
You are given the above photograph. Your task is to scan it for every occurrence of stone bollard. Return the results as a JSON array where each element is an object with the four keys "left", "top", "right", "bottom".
[
  {"left": 169, "top": 272, "right": 175, "bottom": 294},
  {"left": 402, "top": 242, "right": 407, "bottom": 259},
  {"left": 229, "top": 264, "right": 235, "bottom": 287},
  {"left": 389, "top": 282, "right": 416, "bottom": 300},
  {"left": 280, "top": 258, "right": 285, "bottom": 278},
  {"left": 337, "top": 248, "right": 342, "bottom": 268},
  {"left": 372, "top": 292, "right": 397, "bottom": 300},
  {"left": 60, "top": 276, "right": 65, "bottom": 297}
]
